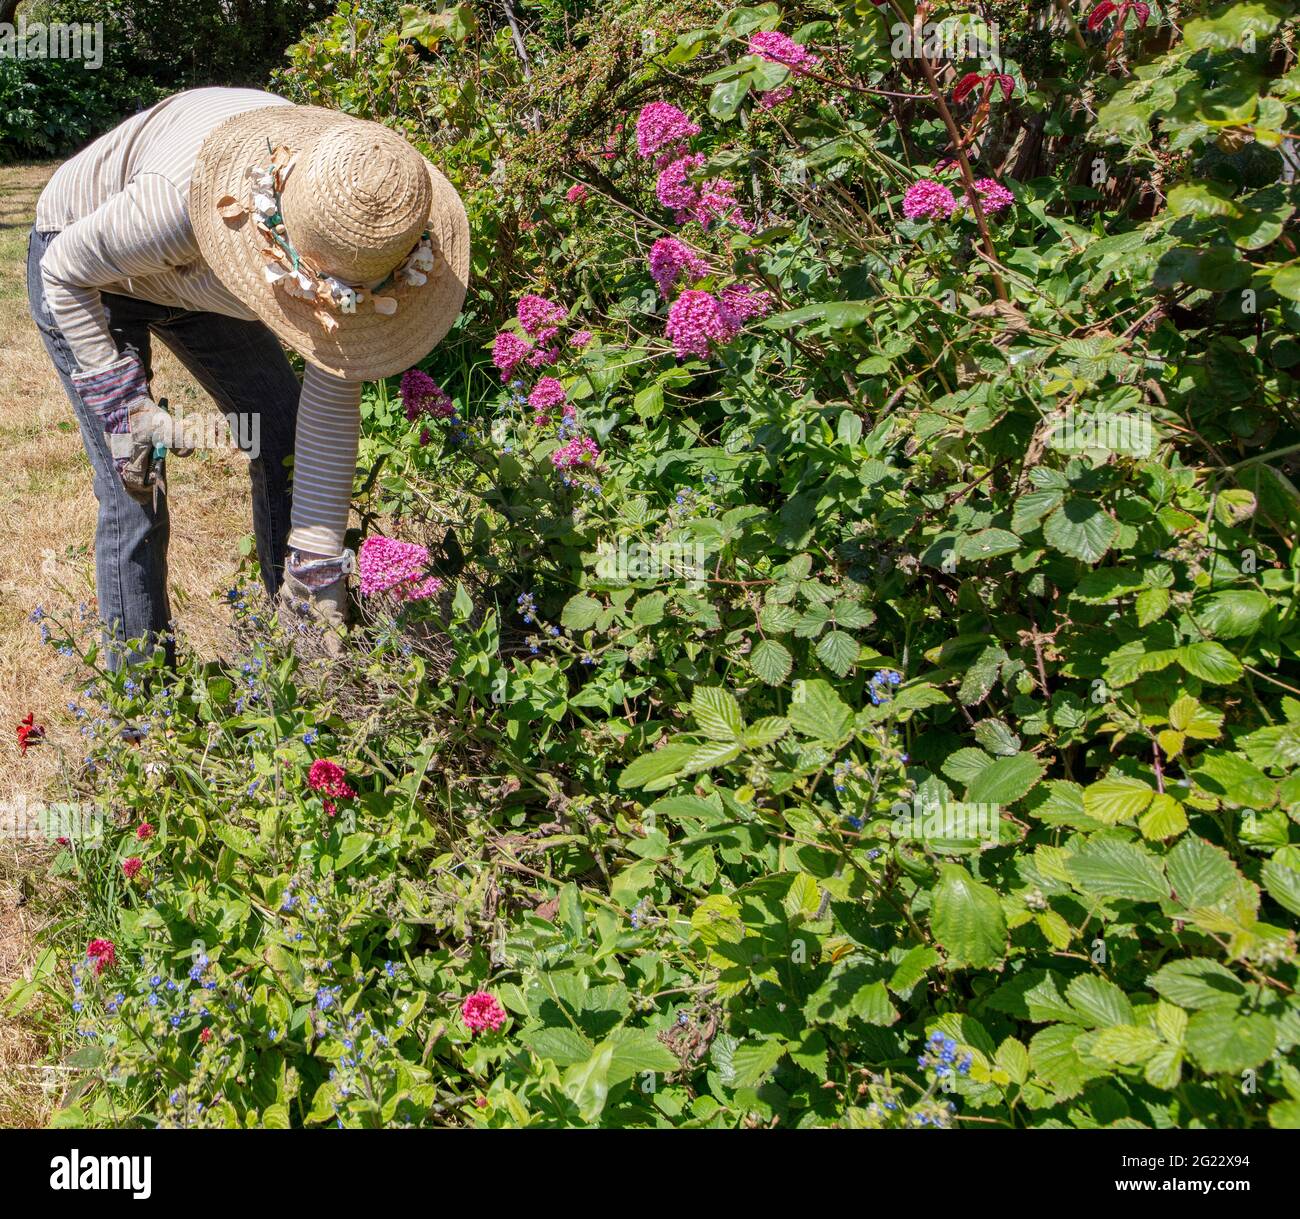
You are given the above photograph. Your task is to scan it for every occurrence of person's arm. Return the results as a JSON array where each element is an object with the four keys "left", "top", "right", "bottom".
[
  {"left": 41, "top": 175, "right": 197, "bottom": 499},
  {"left": 288, "top": 365, "right": 362, "bottom": 558},
  {"left": 41, "top": 173, "right": 199, "bottom": 369}
]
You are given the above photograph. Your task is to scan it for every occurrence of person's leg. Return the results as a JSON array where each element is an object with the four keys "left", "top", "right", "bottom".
[
  {"left": 25, "top": 228, "right": 175, "bottom": 669},
  {"left": 149, "top": 311, "right": 300, "bottom": 598}
]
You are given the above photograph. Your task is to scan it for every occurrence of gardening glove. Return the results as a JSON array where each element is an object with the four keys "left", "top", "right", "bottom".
[
  {"left": 70, "top": 353, "right": 192, "bottom": 507},
  {"left": 278, "top": 548, "right": 354, "bottom": 657}
]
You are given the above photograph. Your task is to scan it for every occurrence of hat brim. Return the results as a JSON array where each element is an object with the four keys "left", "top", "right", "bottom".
[{"left": 191, "top": 105, "right": 470, "bottom": 383}]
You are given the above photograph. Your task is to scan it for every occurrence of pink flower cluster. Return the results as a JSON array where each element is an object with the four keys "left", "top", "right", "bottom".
[
  {"left": 307, "top": 758, "right": 356, "bottom": 817},
  {"left": 551, "top": 435, "right": 600, "bottom": 470},
  {"left": 636, "top": 102, "right": 701, "bottom": 159},
  {"left": 122, "top": 856, "right": 143, "bottom": 881},
  {"left": 492, "top": 294, "right": 572, "bottom": 380},
  {"left": 903, "top": 176, "right": 1015, "bottom": 222},
  {"left": 633, "top": 103, "right": 753, "bottom": 232},
  {"left": 749, "top": 30, "right": 820, "bottom": 108},
  {"left": 462, "top": 990, "right": 507, "bottom": 1034},
  {"left": 749, "top": 30, "right": 820, "bottom": 74},
  {"left": 86, "top": 938, "right": 116, "bottom": 975},
  {"left": 401, "top": 369, "right": 454, "bottom": 422},
  {"left": 664, "top": 285, "right": 772, "bottom": 359},
  {"left": 565, "top": 182, "right": 588, "bottom": 204},
  {"left": 649, "top": 236, "right": 711, "bottom": 298},
  {"left": 666, "top": 288, "right": 744, "bottom": 359},
  {"left": 357, "top": 534, "right": 443, "bottom": 602},
  {"left": 517, "top": 293, "right": 566, "bottom": 336},
  {"left": 529, "top": 376, "right": 571, "bottom": 424},
  {"left": 969, "top": 177, "right": 1015, "bottom": 214}
]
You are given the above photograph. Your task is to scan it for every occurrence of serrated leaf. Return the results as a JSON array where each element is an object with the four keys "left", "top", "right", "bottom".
[
  {"left": 1185, "top": 1010, "right": 1275, "bottom": 1075},
  {"left": 1093, "top": 1024, "right": 1163, "bottom": 1065},
  {"left": 1177, "top": 642, "right": 1244, "bottom": 685},
  {"left": 691, "top": 686, "right": 744, "bottom": 742},
  {"left": 931, "top": 864, "right": 1007, "bottom": 968},
  {"left": 1136, "top": 587, "right": 1170, "bottom": 625},
  {"left": 1043, "top": 499, "right": 1119, "bottom": 564},
  {"left": 1139, "top": 794, "right": 1188, "bottom": 841},
  {"left": 1083, "top": 774, "right": 1155, "bottom": 825},
  {"left": 1195, "top": 590, "right": 1269, "bottom": 638},
  {"left": 1261, "top": 859, "right": 1300, "bottom": 917},
  {"left": 1068, "top": 837, "right": 1169, "bottom": 902},
  {"left": 973, "top": 719, "right": 1021, "bottom": 756},
  {"left": 744, "top": 716, "right": 789, "bottom": 748},
  {"left": 1148, "top": 958, "right": 1246, "bottom": 1010},
  {"left": 617, "top": 742, "right": 697, "bottom": 790},
  {"left": 758, "top": 604, "right": 800, "bottom": 634},
  {"left": 816, "top": 629, "right": 858, "bottom": 678},
  {"left": 1166, "top": 836, "right": 1238, "bottom": 909},
  {"left": 995, "top": 1037, "right": 1030, "bottom": 1085},
  {"left": 560, "top": 594, "right": 602, "bottom": 630},
  {"left": 1066, "top": 974, "right": 1133, "bottom": 1027},
  {"left": 750, "top": 639, "right": 793, "bottom": 686},
  {"left": 789, "top": 679, "right": 853, "bottom": 743},
  {"left": 965, "top": 753, "right": 1045, "bottom": 806},
  {"left": 958, "top": 644, "right": 1007, "bottom": 706}
]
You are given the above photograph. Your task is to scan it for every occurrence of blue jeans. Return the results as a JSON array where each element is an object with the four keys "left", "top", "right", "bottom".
[{"left": 26, "top": 227, "right": 301, "bottom": 667}]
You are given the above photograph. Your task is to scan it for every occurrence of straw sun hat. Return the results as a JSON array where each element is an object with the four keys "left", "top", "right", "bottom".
[{"left": 191, "top": 104, "right": 469, "bottom": 382}]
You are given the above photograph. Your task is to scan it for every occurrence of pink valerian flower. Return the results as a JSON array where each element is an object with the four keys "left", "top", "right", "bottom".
[
  {"left": 86, "top": 939, "right": 116, "bottom": 975},
  {"left": 517, "top": 293, "right": 567, "bottom": 336},
  {"left": 529, "top": 377, "right": 567, "bottom": 423},
  {"left": 307, "top": 758, "right": 357, "bottom": 817},
  {"left": 602, "top": 122, "right": 624, "bottom": 160},
  {"left": 569, "top": 330, "right": 593, "bottom": 349},
  {"left": 199, "top": 1026, "right": 213, "bottom": 1044},
  {"left": 526, "top": 345, "right": 559, "bottom": 368},
  {"left": 400, "top": 369, "right": 454, "bottom": 422},
  {"left": 656, "top": 153, "right": 705, "bottom": 215},
  {"left": 657, "top": 156, "right": 753, "bottom": 231},
  {"left": 748, "top": 30, "right": 820, "bottom": 75},
  {"left": 357, "top": 535, "right": 443, "bottom": 602},
  {"left": 758, "top": 85, "right": 795, "bottom": 110},
  {"left": 665, "top": 289, "right": 742, "bottom": 359},
  {"left": 696, "top": 177, "right": 753, "bottom": 232},
  {"left": 967, "top": 177, "right": 1015, "bottom": 215},
  {"left": 635, "top": 102, "right": 701, "bottom": 159},
  {"left": 551, "top": 435, "right": 600, "bottom": 470},
  {"left": 952, "top": 70, "right": 1015, "bottom": 104},
  {"left": 461, "top": 990, "right": 507, "bottom": 1034},
  {"left": 136, "top": 821, "right": 155, "bottom": 840},
  {"left": 122, "top": 857, "right": 143, "bottom": 881},
  {"left": 565, "top": 182, "right": 589, "bottom": 203},
  {"left": 902, "top": 179, "right": 958, "bottom": 221},
  {"left": 719, "top": 283, "right": 772, "bottom": 322},
  {"left": 492, "top": 331, "right": 529, "bottom": 381},
  {"left": 648, "top": 237, "right": 711, "bottom": 298}
]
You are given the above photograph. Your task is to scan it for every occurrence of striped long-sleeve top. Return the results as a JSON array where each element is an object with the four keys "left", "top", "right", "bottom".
[{"left": 35, "top": 87, "right": 359, "bottom": 557}]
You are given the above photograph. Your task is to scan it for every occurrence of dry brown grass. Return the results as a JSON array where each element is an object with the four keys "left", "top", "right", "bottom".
[{"left": 0, "top": 162, "right": 260, "bottom": 1126}]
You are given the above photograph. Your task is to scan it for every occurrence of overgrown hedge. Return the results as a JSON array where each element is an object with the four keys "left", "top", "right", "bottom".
[{"left": 12, "top": 0, "right": 1300, "bottom": 1129}]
